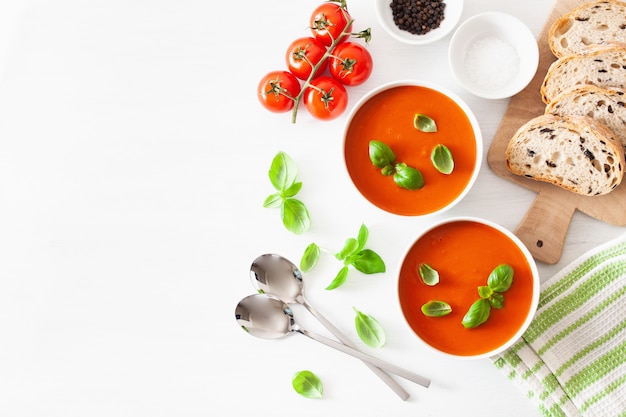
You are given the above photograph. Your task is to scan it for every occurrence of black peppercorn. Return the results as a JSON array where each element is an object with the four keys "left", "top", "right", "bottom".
[{"left": 389, "top": 0, "right": 446, "bottom": 35}]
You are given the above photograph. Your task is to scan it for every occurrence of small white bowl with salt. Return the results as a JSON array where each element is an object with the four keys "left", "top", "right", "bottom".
[{"left": 448, "top": 12, "right": 538, "bottom": 99}]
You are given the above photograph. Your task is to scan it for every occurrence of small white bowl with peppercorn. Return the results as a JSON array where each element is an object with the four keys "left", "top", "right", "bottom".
[{"left": 375, "top": 0, "right": 464, "bottom": 45}]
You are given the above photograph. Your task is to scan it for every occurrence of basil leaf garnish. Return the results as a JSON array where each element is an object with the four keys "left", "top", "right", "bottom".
[
  {"left": 431, "top": 144, "right": 454, "bottom": 174},
  {"left": 462, "top": 298, "right": 491, "bottom": 328},
  {"left": 418, "top": 263, "right": 439, "bottom": 286},
  {"left": 487, "top": 264, "right": 514, "bottom": 293},
  {"left": 348, "top": 249, "right": 386, "bottom": 274},
  {"left": 300, "top": 243, "right": 320, "bottom": 273},
  {"left": 414, "top": 113, "right": 437, "bottom": 132},
  {"left": 421, "top": 300, "right": 452, "bottom": 317},
  {"left": 281, "top": 198, "right": 311, "bottom": 235},
  {"left": 292, "top": 370, "right": 323, "bottom": 398},
  {"left": 394, "top": 163, "right": 424, "bottom": 190},
  {"left": 353, "top": 307, "right": 386, "bottom": 348},
  {"left": 336, "top": 237, "right": 359, "bottom": 260},
  {"left": 356, "top": 223, "right": 368, "bottom": 252},
  {"left": 269, "top": 151, "right": 298, "bottom": 190},
  {"left": 478, "top": 285, "right": 493, "bottom": 299},
  {"left": 369, "top": 140, "right": 396, "bottom": 168},
  {"left": 490, "top": 293, "right": 505, "bottom": 309},
  {"left": 325, "top": 266, "right": 349, "bottom": 290}
]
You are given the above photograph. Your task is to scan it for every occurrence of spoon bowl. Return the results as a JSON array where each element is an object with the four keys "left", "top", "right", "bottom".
[{"left": 235, "top": 292, "right": 293, "bottom": 340}]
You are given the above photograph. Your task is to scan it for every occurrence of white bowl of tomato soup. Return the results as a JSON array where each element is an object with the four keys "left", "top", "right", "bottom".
[
  {"left": 398, "top": 217, "right": 540, "bottom": 359},
  {"left": 343, "top": 80, "right": 482, "bottom": 216}
]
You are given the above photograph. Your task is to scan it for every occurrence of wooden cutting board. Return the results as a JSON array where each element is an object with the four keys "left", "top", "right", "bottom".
[{"left": 487, "top": 0, "right": 626, "bottom": 264}]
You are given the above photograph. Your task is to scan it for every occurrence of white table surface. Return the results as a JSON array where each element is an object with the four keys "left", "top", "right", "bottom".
[{"left": 0, "top": 0, "right": 623, "bottom": 416}]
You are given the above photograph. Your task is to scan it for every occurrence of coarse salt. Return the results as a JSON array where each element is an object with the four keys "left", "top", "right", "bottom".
[{"left": 464, "top": 35, "right": 519, "bottom": 92}]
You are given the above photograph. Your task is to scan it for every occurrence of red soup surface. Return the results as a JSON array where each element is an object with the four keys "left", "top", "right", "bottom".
[
  {"left": 344, "top": 85, "right": 478, "bottom": 216},
  {"left": 398, "top": 220, "right": 536, "bottom": 357}
]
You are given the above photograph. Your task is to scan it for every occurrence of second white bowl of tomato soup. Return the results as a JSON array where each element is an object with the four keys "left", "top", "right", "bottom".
[
  {"left": 398, "top": 217, "right": 540, "bottom": 359},
  {"left": 343, "top": 80, "right": 482, "bottom": 216}
]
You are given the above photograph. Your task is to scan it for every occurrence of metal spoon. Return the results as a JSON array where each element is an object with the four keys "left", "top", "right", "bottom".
[
  {"left": 235, "top": 293, "right": 431, "bottom": 388},
  {"left": 250, "top": 253, "right": 411, "bottom": 400}
]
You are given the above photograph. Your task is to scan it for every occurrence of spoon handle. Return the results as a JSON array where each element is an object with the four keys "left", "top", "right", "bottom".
[
  {"left": 301, "top": 299, "right": 410, "bottom": 400},
  {"left": 297, "top": 327, "right": 431, "bottom": 388}
]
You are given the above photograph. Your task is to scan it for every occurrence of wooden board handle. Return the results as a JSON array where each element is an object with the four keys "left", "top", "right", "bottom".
[{"left": 514, "top": 191, "right": 576, "bottom": 264}]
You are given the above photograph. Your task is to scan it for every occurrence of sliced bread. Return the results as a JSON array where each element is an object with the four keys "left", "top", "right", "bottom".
[
  {"left": 505, "top": 114, "right": 624, "bottom": 195},
  {"left": 545, "top": 85, "right": 626, "bottom": 153},
  {"left": 541, "top": 43, "right": 626, "bottom": 104},
  {"left": 549, "top": 0, "right": 626, "bottom": 58}
]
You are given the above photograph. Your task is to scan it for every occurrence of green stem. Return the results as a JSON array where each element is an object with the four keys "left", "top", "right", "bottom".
[{"left": 291, "top": 17, "right": 358, "bottom": 124}]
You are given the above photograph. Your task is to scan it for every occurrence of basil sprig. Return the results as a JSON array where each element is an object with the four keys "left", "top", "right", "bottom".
[
  {"left": 462, "top": 264, "right": 514, "bottom": 328},
  {"left": 299, "top": 224, "right": 385, "bottom": 290},
  {"left": 353, "top": 307, "right": 386, "bottom": 348},
  {"left": 292, "top": 370, "right": 323, "bottom": 398},
  {"left": 369, "top": 140, "right": 424, "bottom": 190},
  {"left": 263, "top": 151, "right": 311, "bottom": 234}
]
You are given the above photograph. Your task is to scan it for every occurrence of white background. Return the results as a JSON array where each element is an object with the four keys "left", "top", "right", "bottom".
[{"left": 0, "top": 0, "right": 622, "bottom": 416}]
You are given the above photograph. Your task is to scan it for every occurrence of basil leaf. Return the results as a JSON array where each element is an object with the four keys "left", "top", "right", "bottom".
[
  {"left": 490, "top": 293, "right": 505, "bottom": 309},
  {"left": 421, "top": 300, "right": 452, "bottom": 317},
  {"left": 300, "top": 243, "right": 320, "bottom": 273},
  {"left": 269, "top": 151, "right": 298, "bottom": 191},
  {"left": 431, "top": 144, "right": 454, "bottom": 174},
  {"left": 369, "top": 140, "right": 396, "bottom": 168},
  {"left": 381, "top": 165, "right": 395, "bottom": 176},
  {"left": 326, "top": 266, "right": 349, "bottom": 290},
  {"left": 353, "top": 307, "right": 386, "bottom": 348},
  {"left": 414, "top": 113, "right": 437, "bottom": 132},
  {"left": 281, "top": 198, "right": 311, "bottom": 235},
  {"left": 336, "top": 237, "right": 358, "bottom": 261},
  {"left": 418, "top": 263, "right": 439, "bottom": 286},
  {"left": 263, "top": 193, "right": 282, "bottom": 208},
  {"left": 347, "top": 249, "right": 386, "bottom": 274},
  {"left": 292, "top": 370, "right": 323, "bottom": 399},
  {"left": 356, "top": 223, "right": 369, "bottom": 252},
  {"left": 283, "top": 181, "right": 303, "bottom": 198},
  {"left": 478, "top": 285, "right": 493, "bottom": 299},
  {"left": 487, "top": 264, "right": 514, "bottom": 293},
  {"left": 462, "top": 298, "right": 491, "bottom": 328},
  {"left": 394, "top": 163, "right": 424, "bottom": 190}
]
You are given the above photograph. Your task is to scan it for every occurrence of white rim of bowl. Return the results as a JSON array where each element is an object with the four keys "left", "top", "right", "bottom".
[
  {"left": 343, "top": 79, "right": 483, "bottom": 217},
  {"left": 397, "top": 216, "right": 541, "bottom": 360},
  {"left": 376, "top": 0, "right": 464, "bottom": 45},
  {"left": 448, "top": 11, "right": 539, "bottom": 99}
]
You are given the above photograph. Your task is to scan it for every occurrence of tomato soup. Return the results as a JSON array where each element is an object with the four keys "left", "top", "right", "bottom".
[
  {"left": 344, "top": 84, "right": 479, "bottom": 216},
  {"left": 398, "top": 219, "right": 538, "bottom": 357}
]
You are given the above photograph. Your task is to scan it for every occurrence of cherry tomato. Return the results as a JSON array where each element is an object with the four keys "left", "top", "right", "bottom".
[
  {"left": 329, "top": 42, "right": 373, "bottom": 86},
  {"left": 304, "top": 76, "right": 348, "bottom": 121},
  {"left": 285, "top": 37, "right": 328, "bottom": 80},
  {"left": 310, "top": 2, "right": 353, "bottom": 47},
  {"left": 257, "top": 71, "right": 301, "bottom": 113}
]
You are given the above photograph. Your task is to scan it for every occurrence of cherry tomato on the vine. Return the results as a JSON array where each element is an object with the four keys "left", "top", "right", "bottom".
[
  {"left": 310, "top": 2, "right": 353, "bottom": 47},
  {"left": 285, "top": 37, "right": 328, "bottom": 81},
  {"left": 329, "top": 42, "right": 373, "bottom": 86},
  {"left": 257, "top": 71, "right": 301, "bottom": 113},
  {"left": 304, "top": 76, "right": 348, "bottom": 120}
]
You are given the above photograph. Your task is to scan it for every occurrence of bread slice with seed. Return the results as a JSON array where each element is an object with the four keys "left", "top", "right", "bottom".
[
  {"left": 541, "top": 43, "right": 626, "bottom": 104},
  {"left": 545, "top": 85, "right": 626, "bottom": 153},
  {"left": 506, "top": 114, "right": 624, "bottom": 195},
  {"left": 549, "top": 0, "right": 626, "bottom": 58}
]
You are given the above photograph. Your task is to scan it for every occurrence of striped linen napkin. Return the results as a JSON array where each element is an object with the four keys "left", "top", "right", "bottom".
[{"left": 491, "top": 233, "right": 626, "bottom": 417}]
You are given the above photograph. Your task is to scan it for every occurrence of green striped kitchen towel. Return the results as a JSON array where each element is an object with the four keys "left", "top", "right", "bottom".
[{"left": 492, "top": 233, "right": 626, "bottom": 417}]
